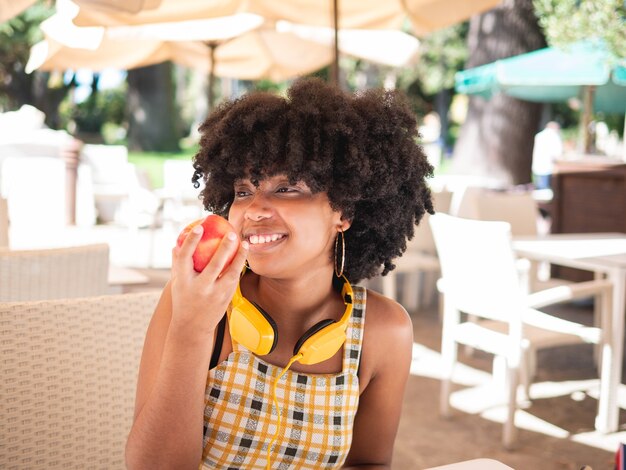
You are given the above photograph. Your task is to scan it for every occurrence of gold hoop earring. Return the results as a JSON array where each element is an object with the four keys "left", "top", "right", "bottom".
[{"left": 334, "top": 229, "right": 345, "bottom": 278}]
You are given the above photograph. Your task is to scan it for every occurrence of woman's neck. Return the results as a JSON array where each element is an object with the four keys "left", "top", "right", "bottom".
[{"left": 244, "top": 268, "right": 343, "bottom": 334}]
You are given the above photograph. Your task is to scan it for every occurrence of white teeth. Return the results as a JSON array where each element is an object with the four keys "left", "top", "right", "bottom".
[{"left": 248, "top": 234, "right": 284, "bottom": 245}]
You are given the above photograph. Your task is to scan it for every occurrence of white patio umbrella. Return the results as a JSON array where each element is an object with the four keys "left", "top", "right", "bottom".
[
  {"left": 71, "top": 0, "right": 500, "bottom": 83},
  {"left": 32, "top": 5, "right": 419, "bottom": 107},
  {"left": 29, "top": 0, "right": 419, "bottom": 74},
  {"left": 27, "top": 11, "right": 334, "bottom": 82}
]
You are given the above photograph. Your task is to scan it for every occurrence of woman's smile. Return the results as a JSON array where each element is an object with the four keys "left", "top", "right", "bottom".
[{"left": 244, "top": 232, "right": 287, "bottom": 251}]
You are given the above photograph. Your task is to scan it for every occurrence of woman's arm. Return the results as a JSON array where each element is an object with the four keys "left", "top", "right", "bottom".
[
  {"left": 125, "top": 227, "right": 247, "bottom": 469},
  {"left": 342, "top": 291, "right": 414, "bottom": 469}
]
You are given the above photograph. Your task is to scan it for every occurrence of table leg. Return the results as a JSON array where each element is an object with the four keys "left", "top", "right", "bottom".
[{"left": 596, "top": 268, "right": 626, "bottom": 433}]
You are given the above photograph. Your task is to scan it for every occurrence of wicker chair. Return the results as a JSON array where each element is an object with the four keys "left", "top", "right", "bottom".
[
  {"left": 0, "top": 196, "right": 7, "bottom": 247},
  {"left": 0, "top": 291, "right": 160, "bottom": 470},
  {"left": 0, "top": 244, "right": 110, "bottom": 301}
]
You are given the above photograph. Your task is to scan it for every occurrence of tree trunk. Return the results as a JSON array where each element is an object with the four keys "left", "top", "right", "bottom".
[
  {"left": 127, "top": 62, "right": 181, "bottom": 152},
  {"left": 452, "top": 0, "right": 546, "bottom": 185}
]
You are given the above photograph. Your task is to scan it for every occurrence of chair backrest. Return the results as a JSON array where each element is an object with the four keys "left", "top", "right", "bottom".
[
  {"left": 429, "top": 213, "right": 523, "bottom": 320},
  {"left": 0, "top": 244, "right": 110, "bottom": 301},
  {"left": 162, "top": 159, "right": 203, "bottom": 199},
  {"left": 0, "top": 291, "right": 160, "bottom": 470},
  {"left": 407, "top": 189, "right": 453, "bottom": 254},
  {"left": 473, "top": 190, "right": 539, "bottom": 236},
  {"left": 448, "top": 185, "right": 484, "bottom": 219},
  {"left": 0, "top": 156, "right": 66, "bottom": 233},
  {"left": 81, "top": 144, "right": 129, "bottom": 187}
]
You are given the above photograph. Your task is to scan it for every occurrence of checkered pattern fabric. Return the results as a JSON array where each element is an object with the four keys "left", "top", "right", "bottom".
[{"left": 200, "top": 286, "right": 366, "bottom": 469}]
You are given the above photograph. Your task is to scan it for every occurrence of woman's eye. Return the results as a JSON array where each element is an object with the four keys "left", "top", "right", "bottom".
[
  {"left": 234, "top": 190, "right": 251, "bottom": 198},
  {"left": 276, "top": 186, "right": 297, "bottom": 194}
]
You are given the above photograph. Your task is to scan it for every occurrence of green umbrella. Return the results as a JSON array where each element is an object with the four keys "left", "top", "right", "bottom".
[
  {"left": 455, "top": 40, "right": 626, "bottom": 112},
  {"left": 455, "top": 41, "right": 625, "bottom": 152}
]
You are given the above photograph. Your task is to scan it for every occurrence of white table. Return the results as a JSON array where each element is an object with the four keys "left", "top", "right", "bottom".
[
  {"left": 425, "top": 458, "right": 514, "bottom": 470},
  {"left": 513, "top": 232, "right": 626, "bottom": 433},
  {"left": 107, "top": 265, "right": 150, "bottom": 293}
]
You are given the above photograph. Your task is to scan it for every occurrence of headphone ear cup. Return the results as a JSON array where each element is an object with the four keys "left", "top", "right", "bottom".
[
  {"left": 229, "top": 300, "right": 278, "bottom": 356},
  {"left": 294, "top": 319, "right": 347, "bottom": 365}
]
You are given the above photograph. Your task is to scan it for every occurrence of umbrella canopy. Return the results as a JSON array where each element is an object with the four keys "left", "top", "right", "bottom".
[
  {"left": 29, "top": 8, "right": 418, "bottom": 90},
  {"left": 27, "top": 12, "right": 333, "bottom": 80},
  {"left": 0, "top": 0, "right": 36, "bottom": 22},
  {"left": 249, "top": 0, "right": 501, "bottom": 36},
  {"left": 72, "top": 0, "right": 244, "bottom": 26},
  {"left": 71, "top": 0, "right": 499, "bottom": 83},
  {"left": 72, "top": 0, "right": 501, "bottom": 35},
  {"left": 455, "top": 41, "right": 626, "bottom": 113}
]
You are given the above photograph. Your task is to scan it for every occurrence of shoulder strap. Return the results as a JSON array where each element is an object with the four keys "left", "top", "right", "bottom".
[
  {"left": 209, "top": 314, "right": 227, "bottom": 370},
  {"left": 342, "top": 285, "right": 366, "bottom": 376}
]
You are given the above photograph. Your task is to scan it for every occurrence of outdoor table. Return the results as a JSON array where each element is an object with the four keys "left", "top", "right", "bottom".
[
  {"left": 512, "top": 232, "right": 626, "bottom": 433},
  {"left": 425, "top": 458, "right": 514, "bottom": 469},
  {"left": 108, "top": 265, "right": 150, "bottom": 294}
]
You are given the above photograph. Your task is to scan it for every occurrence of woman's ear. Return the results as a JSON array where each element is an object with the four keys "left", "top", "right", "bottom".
[{"left": 339, "top": 216, "right": 352, "bottom": 232}]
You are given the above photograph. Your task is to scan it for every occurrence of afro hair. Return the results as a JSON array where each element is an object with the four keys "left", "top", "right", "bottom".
[{"left": 192, "top": 78, "right": 434, "bottom": 283}]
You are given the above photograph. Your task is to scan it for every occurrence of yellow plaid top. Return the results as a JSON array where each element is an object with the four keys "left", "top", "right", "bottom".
[{"left": 200, "top": 286, "right": 366, "bottom": 469}]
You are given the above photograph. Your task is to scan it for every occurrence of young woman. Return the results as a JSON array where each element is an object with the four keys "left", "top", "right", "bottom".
[{"left": 126, "top": 78, "right": 433, "bottom": 469}]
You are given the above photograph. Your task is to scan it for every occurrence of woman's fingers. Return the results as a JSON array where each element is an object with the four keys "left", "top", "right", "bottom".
[
  {"left": 172, "top": 224, "right": 203, "bottom": 274},
  {"left": 198, "top": 231, "right": 242, "bottom": 282},
  {"left": 222, "top": 240, "right": 249, "bottom": 281}
]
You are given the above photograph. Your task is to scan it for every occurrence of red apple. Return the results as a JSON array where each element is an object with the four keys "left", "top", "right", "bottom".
[{"left": 176, "top": 214, "right": 238, "bottom": 272}]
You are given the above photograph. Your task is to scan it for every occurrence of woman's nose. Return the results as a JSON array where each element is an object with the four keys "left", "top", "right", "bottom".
[{"left": 244, "top": 194, "right": 272, "bottom": 221}]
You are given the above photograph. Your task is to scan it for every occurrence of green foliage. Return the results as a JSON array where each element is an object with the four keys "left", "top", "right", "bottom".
[
  {"left": 128, "top": 150, "right": 197, "bottom": 188},
  {"left": 252, "top": 79, "right": 288, "bottom": 94},
  {"left": 65, "top": 85, "right": 128, "bottom": 134},
  {"left": 550, "top": 101, "right": 581, "bottom": 129},
  {"left": 533, "top": 0, "right": 626, "bottom": 56},
  {"left": 0, "top": 1, "right": 54, "bottom": 109},
  {"left": 397, "top": 23, "right": 469, "bottom": 96}
]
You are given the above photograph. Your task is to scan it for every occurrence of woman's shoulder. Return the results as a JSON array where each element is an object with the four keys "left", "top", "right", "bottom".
[
  {"left": 355, "top": 287, "right": 413, "bottom": 388},
  {"left": 362, "top": 287, "right": 412, "bottom": 334}
]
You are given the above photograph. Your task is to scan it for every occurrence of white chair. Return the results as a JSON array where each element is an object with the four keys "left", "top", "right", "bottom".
[
  {"left": 155, "top": 159, "right": 205, "bottom": 228},
  {"left": 472, "top": 189, "right": 560, "bottom": 289},
  {"left": 472, "top": 189, "right": 607, "bottom": 365},
  {"left": 380, "top": 189, "right": 452, "bottom": 311},
  {"left": 0, "top": 291, "right": 160, "bottom": 469},
  {"left": 429, "top": 213, "right": 612, "bottom": 448},
  {"left": 0, "top": 156, "right": 66, "bottom": 236},
  {"left": 0, "top": 244, "right": 110, "bottom": 301},
  {"left": 473, "top": 190, "right": 539, "bottom": 236},
  {"left": 81, "top": 144, "right": 159, "bottom": 228}
]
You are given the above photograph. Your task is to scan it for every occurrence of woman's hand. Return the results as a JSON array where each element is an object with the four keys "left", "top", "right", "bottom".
[{"left": 169, "top": 224, "right": 248, "bottom": 339}]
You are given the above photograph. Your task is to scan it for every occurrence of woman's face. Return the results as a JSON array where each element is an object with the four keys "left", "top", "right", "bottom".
[{"left": 228, "top": 174, "right": 347, "bottom": 278}]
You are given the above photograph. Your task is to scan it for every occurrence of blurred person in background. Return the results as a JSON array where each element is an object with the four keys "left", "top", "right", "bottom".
[{"left": 532, "top": 121, "right": 563, "bottom": 190}]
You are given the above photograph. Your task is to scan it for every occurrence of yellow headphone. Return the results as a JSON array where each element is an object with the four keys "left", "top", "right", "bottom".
[{"left": 228, "top": 268, "right": 354, "bottom": 365}]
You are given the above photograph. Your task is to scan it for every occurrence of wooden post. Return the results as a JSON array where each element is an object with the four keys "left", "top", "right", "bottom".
[
  {"left": 207, "top": 42, "right": 217, "bottom": 112},
  {"left": 60, "top": 138, "right": 83, "bottom": 226},
  {"left": 580, "top": 85, "right": 595, "bottom": 154},
  {"left": 331, "top": 0, "right": 339, "bottom": 86}
]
